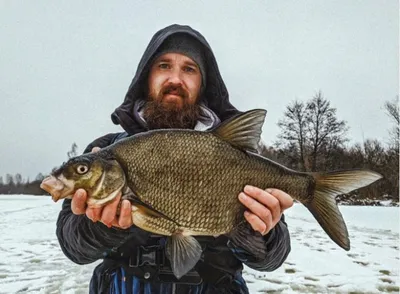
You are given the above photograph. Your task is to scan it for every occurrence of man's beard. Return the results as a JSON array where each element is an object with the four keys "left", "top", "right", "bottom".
[{"left": 143, "top": 93, "right": 201, "bottom": 130}]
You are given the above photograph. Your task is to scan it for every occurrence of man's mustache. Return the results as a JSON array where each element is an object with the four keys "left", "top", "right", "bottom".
[{"left": 162, "top": 84, "right": 188, "bottom": 99}]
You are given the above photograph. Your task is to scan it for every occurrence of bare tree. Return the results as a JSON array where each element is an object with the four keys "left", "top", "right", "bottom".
[
  {"left": 363, "top": 139, "right": 385, "bottom": 168},
  {"left": 277, "top": 100, "right": 307, "bottom": 171},
  {"left": 5, "top": 174, "right": 14, "bottom": 186},
  {"left": 384, "top": 96, "right": 399, "bottom": 153},
  {"left": 35, "top": 173, "right": 45, "bottom": 182},
  {"left": 15, "top": 173, "right": 23, "bottom": 186},
  {"left": 305, "top": 91, "right": 348, "bottom": 171},
  {"left": 276, "top": 91, "right": 348, "bottom": 172},
  {"left": 67, "top": 142, "right": 78, "bottom": 159}
]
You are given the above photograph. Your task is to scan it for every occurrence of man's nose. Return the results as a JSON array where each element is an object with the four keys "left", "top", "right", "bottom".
[{"left": 167, "top": 69, "right": 183, "bottom": 85}]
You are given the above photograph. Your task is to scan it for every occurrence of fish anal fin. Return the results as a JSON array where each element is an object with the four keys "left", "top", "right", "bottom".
[
  {"left": 212, "top": 109, "right": 267, "bottom": 153},
  {"left": 165, "top": 234, "right": 202, "bottom": 279}
]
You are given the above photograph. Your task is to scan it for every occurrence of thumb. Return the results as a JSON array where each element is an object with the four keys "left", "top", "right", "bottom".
[{"left": 71, "top": 189, "right": 87, "bottom": 215}]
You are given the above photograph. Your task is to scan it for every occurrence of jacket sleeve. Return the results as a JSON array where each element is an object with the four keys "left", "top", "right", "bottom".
[
  {"left": 227, "top": 214, "right": 291, "bottom": 271},
  {"left": 56, "top": 199, "right": 132, "bottom": 264},
  {"left": 56, "top": 133, "right": 133, "bottom": 264}
]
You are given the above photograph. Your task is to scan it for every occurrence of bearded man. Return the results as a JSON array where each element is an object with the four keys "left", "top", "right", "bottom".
[{"left": 56, "top": 24, "right": 293, "bottom": 294}]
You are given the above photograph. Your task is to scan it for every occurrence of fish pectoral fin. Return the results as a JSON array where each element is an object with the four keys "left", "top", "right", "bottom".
[
  {"left": 122, "top": 187, "right": 180, "bottom": 225},
  {"left": 212, "top": 109, "right": 267, "bottom": 153},
  {"left": 307, "top": 169, "right": 383, "bottom": 251},
  {"left": 121, "top": 186, "right": 136, "bottom": 201},
  {"left": 134, "top": 203, "right": 174, "bottom": 220},
  {"left": 165, "top": 234, "right": 202, "bottom": 279}
]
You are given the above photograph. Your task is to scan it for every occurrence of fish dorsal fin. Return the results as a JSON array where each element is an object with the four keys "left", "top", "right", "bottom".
[{"left": 212, "top": 109, "right": 267, "bottom": 152}]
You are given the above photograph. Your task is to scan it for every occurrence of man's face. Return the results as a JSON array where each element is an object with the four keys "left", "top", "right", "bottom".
[{"left": 148, "top": 52, "right": 202, "bottom": 109}]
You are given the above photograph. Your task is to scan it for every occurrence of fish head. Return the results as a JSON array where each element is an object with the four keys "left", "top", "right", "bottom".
[{"left": 40, "top": 152, "right": 126, "bottom": 208}]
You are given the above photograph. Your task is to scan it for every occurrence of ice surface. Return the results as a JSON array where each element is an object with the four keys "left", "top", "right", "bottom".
[{"left": 0, "top": 196, "right": 398, "bottom": 293}]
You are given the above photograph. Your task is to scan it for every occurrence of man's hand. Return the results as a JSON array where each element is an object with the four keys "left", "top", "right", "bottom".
[
  {"left": 71, "top": 189, "right": 133, "bottom": 229},
  {"left": 70, "top": 146, "right": 133, "bottom": 229},
  {"left": 239, "top": 186, "right": 293, "bottom": 235}
]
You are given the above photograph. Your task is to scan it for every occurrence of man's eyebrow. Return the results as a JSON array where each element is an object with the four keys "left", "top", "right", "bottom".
[
  {"left": 156, "top": 57, "right": 172, "bottom": 63},
  {"left": 184, "top": 60, "right": 198, "bottom": 68},
  {"left": 154, "top": 57, "right": 198, "bottom": 68}
]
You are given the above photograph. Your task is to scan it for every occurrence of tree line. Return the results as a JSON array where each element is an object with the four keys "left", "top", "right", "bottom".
[
  {"left": 0, "top": 143, "right": 78, "bottom": 195},
  {"left": 0, "top": 93, "right": 398, "bottom": 202},
  {"left": 259, "top": 92, "right": 398, "bottom": 202}
]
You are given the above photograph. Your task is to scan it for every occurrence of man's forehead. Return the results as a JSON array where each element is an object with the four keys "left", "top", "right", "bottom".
[{"left": 154, "top": 53, "right": 198, "bottom": 66}]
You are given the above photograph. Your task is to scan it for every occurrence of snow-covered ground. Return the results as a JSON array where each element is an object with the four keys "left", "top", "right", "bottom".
[{"left": 0, "top": 195, "right": 399, "bottom": 294}]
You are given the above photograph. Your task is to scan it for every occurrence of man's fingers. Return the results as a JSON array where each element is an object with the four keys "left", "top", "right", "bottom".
[
  {"left": 87, "top": 207, "right": 102, "bottom": 222},
  {"left": 266, "top": 188, "right": 294, "bottom": 211},
  {"left": 111, "top": 218, "right": 120, "bottom": 228},
  {"left": 118, "top": 200, "right": 133, "bottom": 229},
  {"left": 241, "top": 186, "right": 281, "bottom": 222},
  {"left": 100, "top": 194, "right": 121, "bottom": 227},
  {"left": 71, "top": 189, "right": 87, "bottom": 215},
  {"left": 110, "top": 200, "right": 132, "bottom": 229},
  {"left": 91, "top": 147, "right": 101, "bottom": 153},
  {"left": 239, "top": 191, "right": 275, "bottom": 225},
  {"left": 244, "top": 211, "right": 269, "bottom": 235}
]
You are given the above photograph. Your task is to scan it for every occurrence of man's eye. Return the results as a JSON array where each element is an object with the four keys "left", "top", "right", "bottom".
[
  {"left": 159, "top": 63, "right": 170, "bottom": 69},
  {"left": 183, "top": 66, "right": 196, "bottom": 73}
]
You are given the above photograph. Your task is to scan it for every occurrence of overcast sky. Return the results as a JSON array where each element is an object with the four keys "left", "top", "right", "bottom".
[{"left": 0, "top": 1, "right": 398, "bottom": 180}]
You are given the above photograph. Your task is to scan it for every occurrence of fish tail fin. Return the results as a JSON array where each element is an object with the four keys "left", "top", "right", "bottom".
[
  {"left": 165, "top": 234, "right": 202, "bottom": 279},
  {"left": 306, "top": 170, "right": 382, "bottom": 251}
]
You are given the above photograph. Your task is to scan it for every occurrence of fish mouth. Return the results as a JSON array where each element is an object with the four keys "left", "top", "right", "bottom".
[{"left": 40, "top": 175, "right": 74, "bottom": 202}]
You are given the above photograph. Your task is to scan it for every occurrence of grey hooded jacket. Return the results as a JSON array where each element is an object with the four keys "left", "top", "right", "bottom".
[{"left": 56, "top": 24, "right": 291, "bottom": 294}]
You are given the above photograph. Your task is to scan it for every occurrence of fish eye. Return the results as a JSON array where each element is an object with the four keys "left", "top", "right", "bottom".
[{"left": 76, "top": 164, "right": 89, "bottom": 175}]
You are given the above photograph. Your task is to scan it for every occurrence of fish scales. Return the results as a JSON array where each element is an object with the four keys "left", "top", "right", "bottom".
[{"left": 112, "top": 130, "right": 308, "bottom": 235}]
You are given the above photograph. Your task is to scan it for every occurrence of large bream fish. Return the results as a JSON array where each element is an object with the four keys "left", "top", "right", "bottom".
[{"left": 41, "top": 109, "right": 382, "bottom": 278}]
